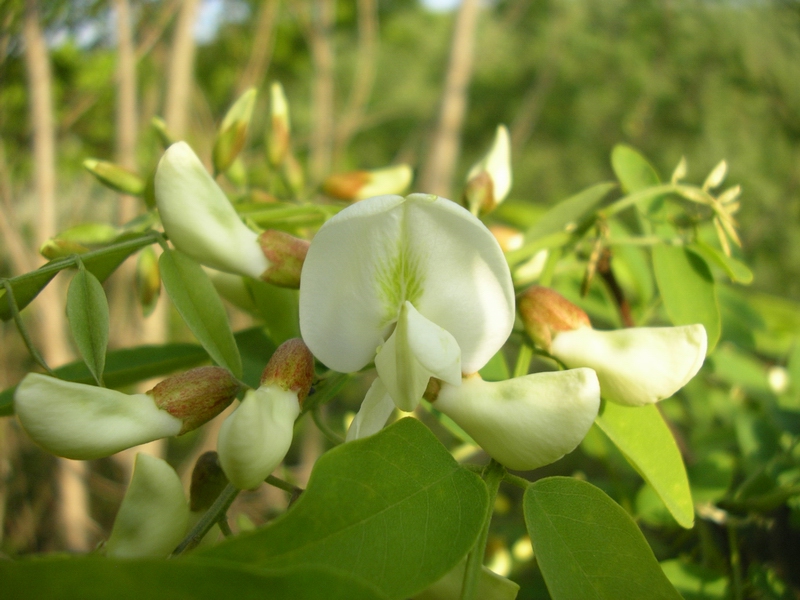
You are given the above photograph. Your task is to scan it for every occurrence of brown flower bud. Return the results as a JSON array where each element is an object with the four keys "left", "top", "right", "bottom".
[
  {"left": 257, "top": 230, "right": 309, "bottom": 288},
  {"left": 322, "top": 171, "right": 370, "bottom": 201},
  {"left": 517, "top": 286, "right": 591, "bottom": 351},
  {"left": 189, "top": 451, "right": 229, "bottom": 512},
  {"left": 149, "top": 366, "right": 241, "bottom": 435},
  {"left": 260, "top": 338, "right": 315, "bottom": 406}
]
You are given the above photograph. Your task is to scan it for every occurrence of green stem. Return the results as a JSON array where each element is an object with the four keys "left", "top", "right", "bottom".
[
  {"left": 172, "top": 483, "right": 240, "bottom": 556},
  {"left": 513, "top": 344, "right": 533, "bottom": 378},
  {"left": 503, "top": 472, "right": 531, "bottom": 490},
  {"left": 311, "top": 407, "right": 344, "bottom": 445},
  {"left": 218, "top": 519, "right": 233, "bottom": 538},
  {"left": 460, "top": 460, "right": 505, "bottom": 600},
  {"left": 265, "top": 474, "right": 304, "bottom": 497},
  {"left": 727, "top": 524, "right": 743, "bottom": 600},
  {"left": 2, "top": 279, "right": 56, "bottom": 376}
]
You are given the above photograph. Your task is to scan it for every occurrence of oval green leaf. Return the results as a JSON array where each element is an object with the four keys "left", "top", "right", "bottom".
[
  {"left": 159, "top": 249, "right": 242, "bottom": 378},
  {"left": 652, "top": 244, "right": 721, "bottom": 353},
  {"left": 66, "top": 269, "right": 109, "bottom": 386},
  {"left": 523, "top": 182, "right": 615, "bottom": 243},
  {"left": 524, "top": 477, "right": 682, "bottom": 600},
  {"left": 611, "top": 144, "right": 660, "bottom": 194},
  {"left": 689, "top": 240, "right": 753, "bottom": 285},
  {"left": 201, "top": 418, "right": 488, "bottom": 600},
  {"left": 595, "top": 402, "right": 694, "bottom": 528}
]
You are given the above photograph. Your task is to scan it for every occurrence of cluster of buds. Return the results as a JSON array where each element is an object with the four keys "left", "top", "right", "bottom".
[
  {"left": 217, "top": 338, "right": 315, "bottom": 489},
  {"left": 155, "top": 142, "right": 309, "bottom": 288},
  {"left": 14, "top": 366, "right": 240, "bottom": 460}
]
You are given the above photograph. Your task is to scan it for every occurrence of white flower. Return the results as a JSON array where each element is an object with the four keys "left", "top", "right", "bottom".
[
  {"left": 300, "top": 193, "right": 516, "bottom": 412},
  {"left": 464, "top": 125, "right": 512, "bottom": 214},
  {"left": 15, "top": 374, "right": 182, "bottom": 460},
  {"left": 106, "top": 454, "right": 189, "bottom": 558},
  {"left": 217, "top": 384, "right": 300, "bottom": 489},
  {"left": 549, "top": 324, "right": 707, "bottom": 406},
  {"left": 433, "top": 370, "right": 600, "bottom": 471},
  {"left": 155, "top": 141, "right": 269, "bottom": 279}
]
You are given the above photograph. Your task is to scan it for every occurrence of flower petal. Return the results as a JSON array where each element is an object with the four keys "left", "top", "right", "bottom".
[
  {"left": 299, "top": 194, "right": 514, "bottom": 374},
  {"left": 14, "top": 374, "right": 182, "bottom": 460},
  {"left": 550, "top": 324, "right": 707, "bottom": 406},
  {"left": 433, "top": 370, "right": 600, "bottom": 471},
  {"left": 217, "top": 385, "right": 300, "bottom": 489},
  {"left": 155, "top": 142, "right": 269, "bottom": 279},
  {"left": 467, "top": 124, "right": 512, "bottom": 204},
  {"left": 345, "top": 378, "right": 396, "bottom": 441},
  {"left": 375, "top": 301, "right": 461, "bottom": 412},
  {"left": 106, "top": 454, "right": 189, "bottom": 558}
]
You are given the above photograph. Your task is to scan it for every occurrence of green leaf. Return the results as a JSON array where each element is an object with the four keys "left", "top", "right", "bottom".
[
  {"left": 596, "top": 402, "right": 694, "bottom": 528},
  {"left": 200, "top": 418, "right": 488, "bottom": 600},
  {"left": 412, "top": 558, "right": 519, "bottom": 600},
  {"left": 0, "top": 232, "right": 158, "bottom": 321},
  {"left": 689, "top": 240, "right": 753, "bottom": 285},
  {"left": 0, "top": 557, "right": 387, "bottom": 600},
  {"left": 652, "top": 244, "right": 720, "bottom": 353},
  {"left": 660, "top": 559, "right": 728, "bottom": 600},
  {"left": 611, "top": 144, "right": 661, "bottom": 194},
  {"left": 246, "top": 279, "right": 300, "bottom": 345},
  {"left": 234, "top": 326, "right": 278, "bottom": 389},
  {"left": 159, "top": 249, "right": 242, "bottom": 377},
  {"left": 524, "top": 477, "right": 681, "bottom": 600},
  {"left": 66, "top": 269, "right": 109, "bottom": 386},
  {"left": 0, "top": 343, "right": 210, "bottom": 416},
  {"left": 523, "top": 182, "right": 615, "bottom": 243}
]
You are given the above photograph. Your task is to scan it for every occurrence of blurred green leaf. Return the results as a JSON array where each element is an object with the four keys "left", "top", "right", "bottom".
[
  {"left": 524, "top": 477, "right": 681, "bottom": 599},
  {"left": 612, "top": 144, "right": 661, "bottom": 194},
  {"left": 479, "top": 350, "right": 510, "bottom": 382},
  {"left": 200, "top": 418, "right": 488, "bottom": 600},
  {"left": 689, "top": 452, "right": 736, "bottom": 505},
  {"left": 708, "top": 344, "right": 770, "bottom": 393},
  {"left": 159, "top": 249, "right": 242, "bottom": 378},
  {"left": 0, "top": 232, "right": 158, "bottom": 322},
  {"left": 66, "top": 269, "right": 109, "bottom": 386},
  {"left": 652, "top": 244, "right": 720, "bottom": 353},
  {"left": 596, "top": 402, "right": 694, "bottom": 528},
  {"left": 690, "top": 241, "right": 753, "bottom": 284},
  {"left": 660, "top": 559, "right": 728, "bottom": 600},
  {"left": 523, "top": 182, "right": 615, "bottom": 243},
  {"left": 0, "top": 557, "right": 387, "bottom": 600},
  {"left": 412, "top": 558, "right": 519, "bottom": 600}
]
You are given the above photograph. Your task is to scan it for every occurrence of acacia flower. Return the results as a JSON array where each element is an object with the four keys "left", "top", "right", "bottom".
[
  {"left": 14, "top": 367, "right": 239, "bottom": 460},
  {"left": 463, "top": 125, "right": 512, "bottom": 215},
  {"left": 300, "top": 194, "right": 602, "bottom": 470},
  {"left": 519, "top": 285, "right": 707, "bottom": 406},
  {"left": 217, "top": 339, "right": 314, "bottom": 489}
]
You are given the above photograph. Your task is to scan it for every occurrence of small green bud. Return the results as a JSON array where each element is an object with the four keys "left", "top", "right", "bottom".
[
  {"left": 213, "top": 88, "right": 257, "bottom": 176},
  {"left": 40, "top": 238, "right": 90, "bottom": 259},
  {"left": 148, "top": 366, "right": 241, "bottom": 434},
  {"left": 267, "top": 82, "right": 291, "bottom": 167},
  {"left": 257, "top": 230, "right": 309, "bottom": 288},
  {"left": 260, "top": 338, "right": 315, "bottom": 406},
  {"left": 463, "top": 125, "right": 511, "bottom": 214},
  {"left": 517, "top": 285, "right": 591, "bottom": 351},
  {"left": 84, "top": 159, "right": 146, "bottom": 196}
]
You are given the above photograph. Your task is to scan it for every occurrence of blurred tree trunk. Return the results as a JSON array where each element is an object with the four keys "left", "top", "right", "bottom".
[
  {"left": 164, "top": 0, "right": 199, "bottom": 138},
  {"left": 23, "top": 0, "right": 90, "bottom": 552},
  {"left": 334, "top": 0, "right": 378, "bottom": 164},
  {"left": 418, "top": 0, "right": 480, "bottom": 199},
  {"left": 307, "top": 0, "right": 335, "bottom": 185},
  {"left": 236, "top": 0, "right": 280, "bottom": 94}
]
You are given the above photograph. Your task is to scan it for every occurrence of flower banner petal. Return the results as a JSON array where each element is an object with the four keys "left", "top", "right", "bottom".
[{"left": 434, "top": 369, "right": 600, "bottom": 471}]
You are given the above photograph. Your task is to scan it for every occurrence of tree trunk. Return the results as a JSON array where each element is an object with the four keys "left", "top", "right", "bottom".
[
  {"left": 307, "top": 0, "right": 335, "bottom": 185},
  {"left": 418, "top": 0, "right": 480, "bottom": 199},
  {"left": 236, "top": 0, "right": 280, "bottom": 94},
  {"left": 164, "top": 0, "right": 200, "bottom": 138}
]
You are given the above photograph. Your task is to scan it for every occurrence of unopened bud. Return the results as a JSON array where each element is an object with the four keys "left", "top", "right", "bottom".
[
  {"left": 260, "top": 338, "right": 315, "bottom": 405},
  {"left": 282, "top": 153, "right": 305, "bottom": 198},
  {"left": 40, "top": 238, "right": 90, "bottom": 259},
  {"left": 151, "top": 116, "right": 177, "bottom": 148},
  {"left": 703, "top": 160, "right": 727, "bottom": 191},
  {"left": 462, "top": 170, "right": 495, "bottom": 215},
  {"left": 464, "top": 125, "right": 511, "bottom": 214},
  {"left": 213, "top": 88, "right": 257, "bottom": 175},
  {"left": 322, "top": 165, "right": 413, "bottom": 202},
  {"left": 136, "top": 246, "right": 161, "bottom": 317},
  {"left": 84, "top": 159, "right": 146, "bottom": 196},
  {"left": 489, "top": 225, "right": 524, "bottom": 253},
  {"left": 189, "top": 451, "right": 229, "bottom": 512},
  {"left": 149, "top": 366, "right": 241, "bottom": 434},
  {"left": 517, "top": 286, "right": 590, "bottom": 351},
  {"left": 268, "top": 82, "right": 291, "bottom": 167},
  {"left": 257, "top": 230, "right": 309, "bottom": 288}
]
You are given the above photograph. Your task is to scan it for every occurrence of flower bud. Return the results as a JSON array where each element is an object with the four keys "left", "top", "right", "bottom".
[
  {"left": 322, "top": 165, "right": 413, "bottom": 202},
  {"left": 433, "top": 370, "right": 600, "bottom": 471},
  {"left": 155, "top": 141, "right": 270, "bottom": 279},
  {"left": 217, "top": 385, "right": 301, "bottom": 489},
  {"left": 260, "top": 338, "right": 315, "bottom": 406},
  {"left": 282, "top": 153, "right": 305, "bottom": 198},
  {"left": 463, "top": 125, "right": 511, "bottom": 214},
  {"left": 84, "top": 159, "right": 146, "bottom": 196},
  {"left": 488, "top": 225, "right": 523, "bottom": 253},
  {"left": 106, "top": 453, "right": 189, "bottom": 558},
  {"left": 39, "top": 238, "right": 90, "bottom": 260},
  {"left": 151, "top": 116, "right": 177, "bottom": 148},
  {"left": 213, "top": 88, "right": 257, "bottom": 176},
  {"left": 549, "top": 324, "right": 707, "bottom": 406},
  {"left": 517, "top": 286, "right": 590, "bottom": 351},
  {"left": 136, "top": 246, "right": 161, "bottom": 317},
  {"left": 189, "top": 451, "right": 229, "bottom": 512},
  {"left": 267, "top": 82, "right": 291, "bottom": 167},
  {"left": 257, "top": 230, "right": 310, "bottom": 289},
  {"left": 148, "top": 366, "right": 241, "bottom": 434},
  {"left": 15, "top": 374, "right": 183, "bottom": 460}
]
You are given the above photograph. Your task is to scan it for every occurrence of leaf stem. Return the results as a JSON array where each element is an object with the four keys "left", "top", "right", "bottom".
[
  {"left": 265, "top": 474, "right": 304, "bottom": 498},
  {"left": 503, "top": 472, "right": 531, "bottom": 490},
  {"left": 2, "top": 279, "right": 56, "bottom": 376},
  {"left": 311, "top": 406, "right": 344, "bottom": 445},
  {"left": 513, "top": 344, "right": 533, "bottom": 378},
  {"left": 172, "top": 483, "right": 239, "bottom": 556},
  {"left": 460, "top": 459, "right": 505, "bottom": 600}
]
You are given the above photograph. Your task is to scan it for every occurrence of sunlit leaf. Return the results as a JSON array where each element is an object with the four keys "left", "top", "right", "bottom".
[
  {"left": 200, "top": 418, "right": 488, "bottom": 600},
  {"left": 524, "top": 477, "right": 681, "bottom": 600},
  {"left": 523, "top": 182, "right": 615, "bottom": 243},
  {"left": 611, "top": 144, "right": 660, "bottom": 194},
  {"left": 690, "top": 241, "right": 753, "bottom": 284}
]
